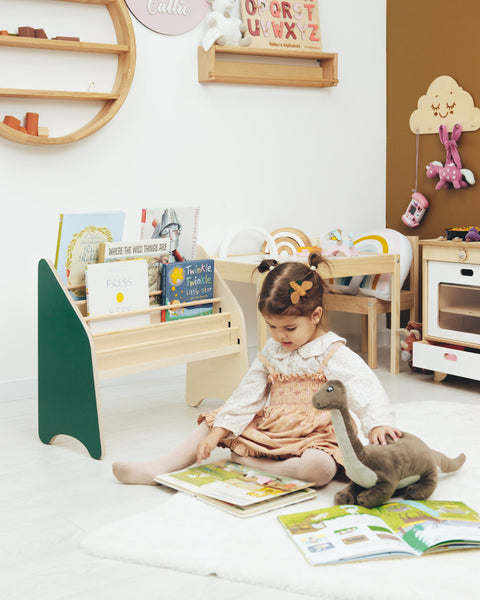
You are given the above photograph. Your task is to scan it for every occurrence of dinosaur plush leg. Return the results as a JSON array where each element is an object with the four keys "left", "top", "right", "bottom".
[
  {"left": 334, "top": 482, "right": 365, "bottom": 505},
  {"left": 404, "top": 467, "right": 438, "bottom": 500},
  {"left": 356, "top": 480, "right": 397, "bottom": 508}
]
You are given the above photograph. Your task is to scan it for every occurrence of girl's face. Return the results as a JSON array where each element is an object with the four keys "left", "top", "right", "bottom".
[{"left": 263, "top": 307, "right": 324, "bottom": 352}]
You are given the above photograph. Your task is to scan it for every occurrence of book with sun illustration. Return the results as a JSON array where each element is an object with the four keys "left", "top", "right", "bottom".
[
  {"left": 161, "top": 258, "right": 215, "bottom": 322},
  {"left": 85, "top": 260, "right": 150, "bottom": 334}
]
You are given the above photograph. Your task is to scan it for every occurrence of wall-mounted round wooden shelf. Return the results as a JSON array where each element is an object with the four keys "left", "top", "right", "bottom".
[{"left": 0, "top": 0, "right": 136, "bottom": 145}]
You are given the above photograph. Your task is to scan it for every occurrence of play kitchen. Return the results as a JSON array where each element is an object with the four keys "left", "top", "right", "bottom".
[{"left": 413, "top": 238, "right": 480, "bottom": 381}]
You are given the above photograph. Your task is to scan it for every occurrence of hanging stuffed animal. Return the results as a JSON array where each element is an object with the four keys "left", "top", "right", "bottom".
[{"left": 426, "top": 124, "right": 475, "bottom": 190}]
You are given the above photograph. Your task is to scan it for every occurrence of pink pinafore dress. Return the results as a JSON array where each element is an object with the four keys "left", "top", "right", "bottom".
[{"left": 198, "top": 341, "right": 345, "bottom": 468}]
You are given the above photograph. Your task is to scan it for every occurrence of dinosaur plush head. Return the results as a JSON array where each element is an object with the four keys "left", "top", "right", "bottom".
[{"left": 312, "top": 380, "right": 346, "bottom": 412}]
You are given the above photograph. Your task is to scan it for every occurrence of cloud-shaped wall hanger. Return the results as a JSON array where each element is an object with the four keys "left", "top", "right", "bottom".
[{"left": 409, "top": 75, "right": 480, "bottom": 134}]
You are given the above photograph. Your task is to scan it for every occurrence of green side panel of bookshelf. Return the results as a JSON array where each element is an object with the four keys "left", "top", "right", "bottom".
[{"left": 37, "top": 259, "right": 103, "bottom": 459}]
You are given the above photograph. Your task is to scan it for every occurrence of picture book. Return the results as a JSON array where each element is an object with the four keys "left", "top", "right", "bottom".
[
  {"left": 98, "top": 238, "right": 170, "bottom": 305},
  {"left": 154, "top": 460, "right": 317, "bottom": 518},
  {"left": 85, "top": 259, "right": 150, "bottom": 334},
  {"left": 278, "top": 500, "right": 480, "bottom": 565},
  {"left": 239, "top": 0, "right": 322, "bottom": 53},
  {"left": 161, "top": 258, "right": 214, "bottom": 322},
  {"left": 54, "top": 211, "right": 125, "bottom": 300},
  {"left": 140, "top": 206, "right": 200, "bottom": 261}
]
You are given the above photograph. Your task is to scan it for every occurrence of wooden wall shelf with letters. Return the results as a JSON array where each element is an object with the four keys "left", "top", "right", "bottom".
[{"left": 198, "top": 45, "right": 338, "bottom": 88}]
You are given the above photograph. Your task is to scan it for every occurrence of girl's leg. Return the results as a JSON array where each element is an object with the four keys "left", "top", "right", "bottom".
[
  {"left": 112, "top": 421, "right": 210, "bottom": 485},
  {"left": 231, "top": 448, "right": 337, "bottom": 487}
]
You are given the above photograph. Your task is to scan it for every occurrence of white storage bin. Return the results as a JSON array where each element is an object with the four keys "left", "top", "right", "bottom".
[{"left": 413, "top": 341, "right": 480, "bottom": 381}]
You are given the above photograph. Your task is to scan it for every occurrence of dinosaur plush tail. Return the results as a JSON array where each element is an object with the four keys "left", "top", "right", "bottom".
[{"left": 432, "top": 450, "right": 466, "bottom": 473}]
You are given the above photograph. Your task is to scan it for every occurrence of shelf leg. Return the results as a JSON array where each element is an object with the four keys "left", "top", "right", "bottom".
[{"left": 37, "top": 259, "right": 104, "bottom": 459}]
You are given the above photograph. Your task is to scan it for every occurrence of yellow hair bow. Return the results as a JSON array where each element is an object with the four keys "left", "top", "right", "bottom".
[{"left": 289, "top": 280, "right": 313, "bottom": 304}]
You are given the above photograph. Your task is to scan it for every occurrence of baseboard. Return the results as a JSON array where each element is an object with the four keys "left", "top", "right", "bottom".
[{"left": 1, "top": 377, "right": 37, "bottom": 402}]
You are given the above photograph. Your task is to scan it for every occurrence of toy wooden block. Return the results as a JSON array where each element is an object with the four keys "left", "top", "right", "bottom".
[
  {"left": 18, "top": 26, "right": 35, "bottom": 37},
  {"left": 35, "top": 29, "right": 48, "bottom": 39},
  {"left": 38, "top": 126, "right": 49, "bottom": 137}
]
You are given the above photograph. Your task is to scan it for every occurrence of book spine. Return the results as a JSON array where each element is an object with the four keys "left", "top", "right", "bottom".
[
  {"left": 191, "top": 206, "right": 200, "bottom": 259},
  {"left": 160, "top": 263, "right": 167, "bottom": 322},
  {"left": 54, "top": 214, "right": 64, "bottom": 269}
]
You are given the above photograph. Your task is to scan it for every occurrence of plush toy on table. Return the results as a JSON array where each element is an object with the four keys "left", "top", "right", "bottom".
[
  {"left": 322, "top": 229, "right": 359, "bottom": 257},
  {"left": 312, "top": 380, "right": 466, "bottom": 508},
  {"left": 201, "top": 0, "right": 250, "bottom": 51},
  {"left": 466, "top": 227, "right": 480, "bottom": 242}
]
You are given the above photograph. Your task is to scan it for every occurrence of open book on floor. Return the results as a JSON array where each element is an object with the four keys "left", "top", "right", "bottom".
[
  {"left": 154, "top": 460, "right": 317, "bottom": 518},
  {"left": 277, "top": 500, "right": 480, "bottom": 565}
]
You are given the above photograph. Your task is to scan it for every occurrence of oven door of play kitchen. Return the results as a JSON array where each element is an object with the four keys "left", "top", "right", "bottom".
[{"left": 426, "top": 260, "right": 480, "bottom": 346}]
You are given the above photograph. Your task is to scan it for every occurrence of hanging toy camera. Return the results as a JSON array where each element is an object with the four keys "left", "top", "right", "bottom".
[
  {"left": 426, "top": 124, "right": 475, "bottom": 190},
  {"left": 402, "top": 192, "right": 429, "bottom": 228},
  {"left": 401, "top": 132, "right": 429, "bottom": 228}
]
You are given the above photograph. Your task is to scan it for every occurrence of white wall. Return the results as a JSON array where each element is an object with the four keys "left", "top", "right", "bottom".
[{"left": 0, "top": 1, "right": 386, "bottom": 396}]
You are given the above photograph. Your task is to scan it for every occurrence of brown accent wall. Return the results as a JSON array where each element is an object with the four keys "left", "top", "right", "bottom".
[{"left": 387, "top": 0, "right": 480, "bottom": 239}]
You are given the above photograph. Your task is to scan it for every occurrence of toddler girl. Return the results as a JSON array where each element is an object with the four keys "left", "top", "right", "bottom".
[{"left": 113, "top": 253, "right": 401, "bottom": 486}]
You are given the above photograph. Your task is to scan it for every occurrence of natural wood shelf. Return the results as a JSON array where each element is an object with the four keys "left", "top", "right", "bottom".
[
  {"left": 440, "top": 305, "right": 480, "bottom": 317},
  {"left": 0, "top": 0, "right": 136, "bottom": 145},
  {"left": 0, "top": 88, "right": 119, "bottom": 101},
  {"left": 198, "top": 45, "right": 338, "bottom": 88},
  {"left": 0, "top": 36, "right": 129, "bottom": 54}
]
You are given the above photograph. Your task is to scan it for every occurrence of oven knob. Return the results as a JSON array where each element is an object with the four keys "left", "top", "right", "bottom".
[{"left": 458, "top": 249, "right": 467, "bottom": 261}]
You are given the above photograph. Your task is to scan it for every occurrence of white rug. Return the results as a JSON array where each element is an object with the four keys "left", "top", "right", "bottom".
[{"left": 83, "top": 401, "right": 480, "bottom": 599}]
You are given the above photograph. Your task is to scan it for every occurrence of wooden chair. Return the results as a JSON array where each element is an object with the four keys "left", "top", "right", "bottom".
[{"left": 323, "top": 236, "right": 419, "bottom": 369}]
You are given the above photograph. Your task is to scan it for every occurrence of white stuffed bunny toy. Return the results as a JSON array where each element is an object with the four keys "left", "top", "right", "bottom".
[{"left": 202, "top": 0, "right": 251, "bottom": 51}]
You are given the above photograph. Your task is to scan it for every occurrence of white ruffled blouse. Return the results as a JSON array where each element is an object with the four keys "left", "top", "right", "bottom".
[{"left": 213, "top": 331, "right": 395, "bottom": 438}]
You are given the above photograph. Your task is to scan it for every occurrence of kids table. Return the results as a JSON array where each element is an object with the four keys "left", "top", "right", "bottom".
[{"left": 214, "top": 252, "right": 402, "bottom": 374}]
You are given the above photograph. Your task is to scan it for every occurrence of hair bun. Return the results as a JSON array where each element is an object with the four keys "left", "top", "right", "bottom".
[{"left": 257, "top": 259, "right": 279, "bottom": 274}]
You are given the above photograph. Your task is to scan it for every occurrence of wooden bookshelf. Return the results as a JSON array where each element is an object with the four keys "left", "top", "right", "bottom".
[
  {"left": 198, "top": 45, "right": 338, "bottom": 88},
  {"left": 0, "top": 0, "right": 136, "bottom": 145},
  {"left": 37, "top": 248, "right": 249, "bottom": 459}
]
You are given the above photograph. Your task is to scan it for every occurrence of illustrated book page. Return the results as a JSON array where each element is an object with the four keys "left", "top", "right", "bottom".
[
  {"left": 278, "top": 500, "right": 480, "bottom": 565},
  {"left": 155, "top": 460, "right": 317, "bottom": 518},
  {"left": 140, "top": 206, "right": 199, "bottom": 261}
]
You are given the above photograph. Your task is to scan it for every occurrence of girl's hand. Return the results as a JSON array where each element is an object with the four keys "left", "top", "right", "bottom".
[
  {"left": 369, "top": 426, "right": 403, "bottom": 445},
  {"left": 196, "top": 427, "right": 229, "bottom": 463}
]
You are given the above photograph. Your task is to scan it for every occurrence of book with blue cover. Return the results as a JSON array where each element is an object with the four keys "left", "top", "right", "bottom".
[{"left": 161, "top": 258, "right": 214, "bottom": 321}]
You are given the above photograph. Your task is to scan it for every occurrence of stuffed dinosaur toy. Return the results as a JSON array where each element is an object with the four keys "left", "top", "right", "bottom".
[{"left": 312, "top": 380, "right": 466, "bottom": 508}]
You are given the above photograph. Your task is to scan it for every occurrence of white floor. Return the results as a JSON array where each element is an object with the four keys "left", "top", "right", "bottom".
[{"left": 1, "top": 347, "right": 479, "bottom": 600}]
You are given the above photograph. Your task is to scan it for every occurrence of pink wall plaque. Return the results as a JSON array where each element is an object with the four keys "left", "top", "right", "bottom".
[{"left": 125, "top": 0, "right": 210, "bottom": 35}]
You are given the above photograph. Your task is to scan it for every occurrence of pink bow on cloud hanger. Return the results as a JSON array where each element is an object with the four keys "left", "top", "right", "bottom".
[{"left": 426, "top": 124, "right": 475, "bottom": 190}]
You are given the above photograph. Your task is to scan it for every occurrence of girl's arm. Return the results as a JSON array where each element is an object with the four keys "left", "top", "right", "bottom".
[
  {"left": 212, "top": 355, "right": 270, "bottom": 437},
  {"left": 324, "top": 345, "right": 398, "bottom": 440},
  {"left": 196, "top": 426, "right": 230, "bottom": 462}
]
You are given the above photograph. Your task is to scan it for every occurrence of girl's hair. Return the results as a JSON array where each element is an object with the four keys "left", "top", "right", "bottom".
[{"left": 256, "top": 252, "right": 331, "bottom": 317}]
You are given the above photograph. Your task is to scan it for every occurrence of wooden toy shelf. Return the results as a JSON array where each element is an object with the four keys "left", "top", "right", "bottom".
[
  {"left": 37, "top": 249, "right": 249, "bottom": 459},
  {"left": 0, "top": 0, "right": 136, "bottom": 145},
  {"left": 198, "top": 45, "right": 338, "bottom": 88}
]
